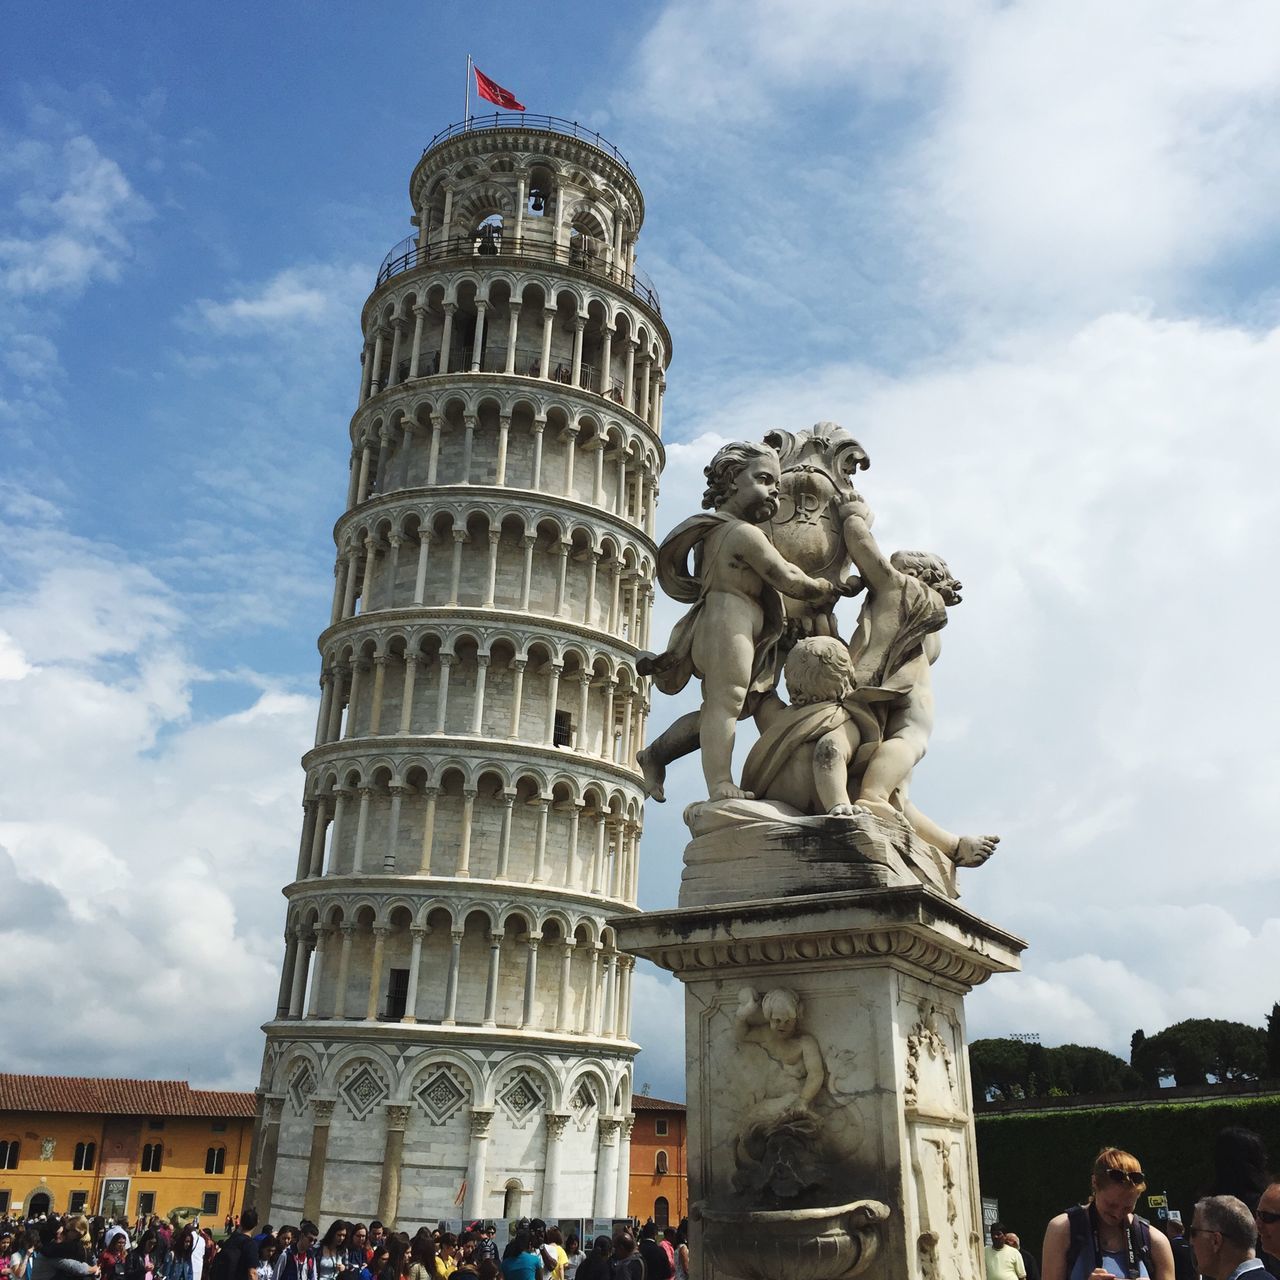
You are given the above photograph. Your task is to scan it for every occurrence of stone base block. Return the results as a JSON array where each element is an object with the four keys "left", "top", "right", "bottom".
[
  {"left": 679, "top": 799, "right": 959, "bottom": 908},
  {"left": 614, "top": 887, "right": 1024, "bottom": 1280}
]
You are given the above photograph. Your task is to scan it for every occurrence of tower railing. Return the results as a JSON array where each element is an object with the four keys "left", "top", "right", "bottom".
[
  {"left": 375, "top": 232, "right": 662, "bottom": 315},
  {"left": 424, "top": 113, "right": 634, "bottom": 174}
]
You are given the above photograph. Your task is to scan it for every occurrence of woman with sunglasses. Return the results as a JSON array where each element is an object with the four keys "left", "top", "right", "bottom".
[{"left": 1041, "top": 1147, "right": 1175, "bottom": 1279}]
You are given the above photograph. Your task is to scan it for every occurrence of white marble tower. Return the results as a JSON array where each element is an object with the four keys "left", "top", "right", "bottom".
[{"left": 247, "top": 113, "right": 670, "bottom": 1229}]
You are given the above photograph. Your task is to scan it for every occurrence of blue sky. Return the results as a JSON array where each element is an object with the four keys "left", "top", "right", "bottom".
[{"left": 4, "top": 1, "right": 1280, "bottom": 1104}]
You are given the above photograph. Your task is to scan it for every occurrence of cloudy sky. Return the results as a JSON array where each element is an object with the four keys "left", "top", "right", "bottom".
[{"left": 4, "top": 1, "right": 1280, "bottom": 1105}]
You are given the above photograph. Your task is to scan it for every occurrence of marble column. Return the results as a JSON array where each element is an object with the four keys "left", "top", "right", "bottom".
[
  {"left": 365, "top": 925, "right": 388, "bottom": 1020},
  {"left": 275, "top": 933, "right": 297, "bottom": 1019},
  {"left": 520, "top": 936, "right": 540, "bottom": 1027},
  {"left": 305, "top": 927, "right": 329, "bottom": 1018},
  {"left": 251, "top": 1094, "right": 283, "bottom": 1219},
  {"left": 496, "top": 794, "right": 514, "bottom": 879},
  {"left": 613, "top": 1114, "right": 634, "bottom": 1218},
  {"left": 594, "top": 1117, "right": 621, "bottom": 1216},
  {"left": 462, "top": 1108, "right": 494, "bottom": 1219},
  {"left": 376, "top": 1104, "right": 411, "bottom": 1228},
  {"left": 555, "top": 940, "right": 575, "bottom": 1032},
  {"left": 302, "top": 1097, "right": 335, "bottom": 1224},
  {"left": 418, "top": 786, "right": 439, "bottom": 874},
  {"left": 287, "top": 931, "right": 312, "bottom": 1018},
  {"left": 442, "top": 928, "right": 464, "bottom": 1024},
  {"left": 543, "top": 1112, "right": 571, "bottom": 1217},
  {"left": 402, "top": 926, "right": 426, "bottom": 1023},
  {"left": 483, "top": 931, "right": 504, "bottom": 1026},
  {"left": 332, "top": 925, "right": 354, "bottom": 1020}
]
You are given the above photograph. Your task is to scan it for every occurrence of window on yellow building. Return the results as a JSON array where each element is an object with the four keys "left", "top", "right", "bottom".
[
  {"left": 211, "top": 1120, "right": 227, "bottom": 1133},
  {"left": 204, "top": 1147, "right": 226, "bottom": 1175},
  {"left": 655, "top": 1119, "right": 669, "bottom": 1136},
  {"left": 69, "top": 1192, "right": 87, "bottom": 1213},
  {"left": 138, "top": 1192, "right": 155, "bottom": 1216},
  {"left": 73, "top": 1142, "right": 96, "bottom": 1171},
  {"left": 201, "top": 1192, "right": 219, "bottom": 1216},
  {"left": 0, "top": 1141, "right": 19, "bottom": 1169},
  {"left": 655, "top": 1149, "right": 669, "bottom": 1174},
  {"left": 0, "top": 1191, "right": 10, "bottom": 1214},
  {"left": 141, "top": 1142, "right": 163, "bottom": 1172}
]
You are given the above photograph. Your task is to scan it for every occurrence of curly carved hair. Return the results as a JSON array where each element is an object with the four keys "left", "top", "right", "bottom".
[
  {"left": 702, "top": 441, "right": 780, "bottom": 510},
  {"left": 890, "top": 550, "right": 962, "bottom": 605},
  {"left": 783, "top": 636, "right": 854, "bottom": 705}
]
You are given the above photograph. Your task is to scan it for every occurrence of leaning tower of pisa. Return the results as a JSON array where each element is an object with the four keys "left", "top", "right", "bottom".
[{"left": 246, "top": 113, "right": 669, "bottom": 1228}]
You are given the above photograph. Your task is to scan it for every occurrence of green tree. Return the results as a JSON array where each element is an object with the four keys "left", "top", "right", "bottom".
[
  {"left": 1266, "top": 1004, "right": 1280, "bottom": 1079},
  {"left": 1049, "top": 1044, "right": 1142, "bottom": 1094},
  {"left": 1134, "top": 1019, "right": 1266, "bottom": 1086},
  {"left": 969, "top": 1038, "right": 1030, "bottom": 1101}
]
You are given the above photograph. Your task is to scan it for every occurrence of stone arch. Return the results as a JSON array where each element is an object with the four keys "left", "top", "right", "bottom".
[
  {"left": 400, "top": 1049, "right": 485, "bottom": 1107},
  {"left": 487, "top": 1053, "right": 561, "bottom": 1112}
]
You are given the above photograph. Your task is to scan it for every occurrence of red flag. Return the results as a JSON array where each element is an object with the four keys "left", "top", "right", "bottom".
[{"left": 474, "top": 66, "right": 525, "bottom": 111}]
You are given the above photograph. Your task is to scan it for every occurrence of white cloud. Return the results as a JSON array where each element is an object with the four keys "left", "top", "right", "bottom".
[
  {"left": 629, "top": 0, "right": 1280, "bottom": 321},
  {"left": 0, "top": 503, "right": 308, "bottom": 1086},
  {"left": 0, "top": 133, "right": 152, "bottom": 296},
  {"left": 192, "top": 262, "right": 368, "bottom": 334}
]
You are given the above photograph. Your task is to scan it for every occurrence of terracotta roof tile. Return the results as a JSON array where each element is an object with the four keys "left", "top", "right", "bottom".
[
  {"left": 0, "top": 1075, "right": 256, "bottom": 1119},
  {"left": 632, "top": 1094, "right": 685, "bottom": 1112}
]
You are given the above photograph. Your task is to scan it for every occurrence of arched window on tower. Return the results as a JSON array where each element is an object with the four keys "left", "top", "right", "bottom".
[
  {"left": 503, "top": 1180, "right": 524, "bottom": 1219},
  {"left": 474, "top": 213, "right": 503, "bottom": 257},
  {"left": 654, "top": 1149, "right": 669, "bottom": 1175}
]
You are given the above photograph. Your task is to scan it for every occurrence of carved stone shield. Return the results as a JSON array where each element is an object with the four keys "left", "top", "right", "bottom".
[{"left": 764, "top": 423, "right": 870, "bottom": 606}]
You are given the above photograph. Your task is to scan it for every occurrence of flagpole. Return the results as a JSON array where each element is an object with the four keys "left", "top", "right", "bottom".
[{"left": 464, "top": 54, "right": 471, "bottom": 128}]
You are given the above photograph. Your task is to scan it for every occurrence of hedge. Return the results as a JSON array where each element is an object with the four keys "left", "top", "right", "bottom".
[{"left": 974, "top": 1094, "right": 1280, "bottom": 1241}]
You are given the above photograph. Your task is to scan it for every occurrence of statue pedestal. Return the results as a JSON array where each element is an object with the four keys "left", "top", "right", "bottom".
[{"left": 614, "top": 886, "right": 1024, "bottom": 1280}]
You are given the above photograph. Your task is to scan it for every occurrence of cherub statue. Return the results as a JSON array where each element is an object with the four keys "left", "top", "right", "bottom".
[
  {"left": 637, "top": 441, "right": 840, "bottom": 801},
  {"left": 742, "top": 636, "right": 999, "bottom": 869},
  {"left": 838, "top": 495, "right": 995, "bottom": 853}
]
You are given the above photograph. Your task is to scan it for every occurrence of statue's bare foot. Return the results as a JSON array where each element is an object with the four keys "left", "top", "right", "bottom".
[
  {"left": 953, "top": 833, "right": 1000, "bottom": 868},
  {"left": 710, "top": 781, "right": 755, "bottom": 801},
  {"left": 853, "top": 797, "right": 897, "bottom": 822},
  {"left": 829, "top": 802, "right": 857, "bottom": 817},
  {"left": 636, "top": 748, "right": 666, "bottom": 802}
]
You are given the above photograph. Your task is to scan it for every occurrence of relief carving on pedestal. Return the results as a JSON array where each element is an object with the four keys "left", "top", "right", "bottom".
[
  {"left": 731, "top": 986, "right": 828, "bottom": 1202},
  {"left": 903, "top": 1001, "right": 960, "bottom": 1120}
]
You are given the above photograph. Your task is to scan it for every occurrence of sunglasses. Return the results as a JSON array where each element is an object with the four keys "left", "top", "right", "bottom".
[
  {"left": 1102, "top": 1168, "right": 1146, "bottom": 1187},
  {"left": 1257, "top": 1210, "right": 1280, "bottom": 1225}
]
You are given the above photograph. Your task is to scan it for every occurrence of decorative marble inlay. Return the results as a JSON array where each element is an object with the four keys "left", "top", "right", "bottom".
[
  {"left": 339, "top": 1064, "right": 388, "bottom": 1121},
  {"left": 497, "top": 1071, "right": 544, "bottom": 1125},
  {"left": 288, "top": 1064, "right": 315, "bottom": 1116},
  {"left": 414, "top": 1068, "right": 468, "bottom": 1125}
]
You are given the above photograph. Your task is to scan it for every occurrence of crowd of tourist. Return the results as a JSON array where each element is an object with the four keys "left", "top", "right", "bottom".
[{"left": 0, "top": 1212, "right": 689, "bottom": 1280}]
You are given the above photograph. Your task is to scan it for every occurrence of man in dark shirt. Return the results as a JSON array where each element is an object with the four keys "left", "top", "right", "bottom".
[
  {"left": 219, "top": 1210, "right": 261, "bottom": 1280},
  {"left": 637, "top": 1225, "right": 672, "bottom": 1280}
]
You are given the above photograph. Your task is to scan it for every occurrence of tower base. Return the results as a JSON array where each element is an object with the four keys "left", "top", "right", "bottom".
[{"left": 614, "top": 886, "right": 1024, "bottom": 1280}]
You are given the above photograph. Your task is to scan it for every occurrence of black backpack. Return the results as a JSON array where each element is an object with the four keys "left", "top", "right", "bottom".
[
  {"left": 1065, "top": 1205, "right": 1154, "bottom": 1276},
  {"left": 207, "top": 1235, "right": 244, "bottom": 1280}
]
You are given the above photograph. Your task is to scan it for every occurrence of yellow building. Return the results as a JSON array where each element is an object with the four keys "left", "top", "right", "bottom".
[{"left": 0, "top": 1075, "right": 255, "bottom": 1221}]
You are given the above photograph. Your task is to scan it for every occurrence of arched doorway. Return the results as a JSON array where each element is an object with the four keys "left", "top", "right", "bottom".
[
  {"left": 28, "top": 1191, "right": 51, "bottom": 1217},
  {"left": 654, "top": 1196, "right": 669, "bottom": 1228}
]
